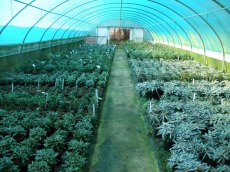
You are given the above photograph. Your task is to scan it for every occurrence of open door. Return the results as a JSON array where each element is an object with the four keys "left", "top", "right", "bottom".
[{"left": 109, "top": 28, "right": 130, "bottom": 43}]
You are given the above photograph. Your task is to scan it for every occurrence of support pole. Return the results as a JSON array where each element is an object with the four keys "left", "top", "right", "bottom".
[
  {"left": 193, "top": 93, "right": 196, "bottom": 102},
  {"left": 222, "top": 54, "right": 225, "bottom": 72},
  {"left": 149, "top": 102, "right": 152, "bottom": 113},
  {"left": 37, "top": 81, "right": 40, "bottom": 90},
  {"left": 11, "top": 83, "right": 14, "bottom": 93},
  {"left": 93, "top": 104, "right": 96, "bottom": 116}
]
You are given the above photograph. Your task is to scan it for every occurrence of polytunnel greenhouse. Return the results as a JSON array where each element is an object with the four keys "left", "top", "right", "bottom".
[{"left": 0, "top": 0, "right": 230, "bottom": 171}]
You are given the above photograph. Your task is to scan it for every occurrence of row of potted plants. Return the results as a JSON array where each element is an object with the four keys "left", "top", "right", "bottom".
[
  {"left": 0, "top": 44, "right": 115, "bottom": 171},
  {"left": 129, "top": 59, "right": 230, "bottom": 82},
  {"left": 126, "top": 42, "right": 230, "bottom": 171},
  {"left": 124, "top": 41, "right": 191, "bottom": 60}
]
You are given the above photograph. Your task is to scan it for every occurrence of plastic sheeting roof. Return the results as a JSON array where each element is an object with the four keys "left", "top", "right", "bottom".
[{"left": 0, "top": 0, "right": 230, "bottom": 57}]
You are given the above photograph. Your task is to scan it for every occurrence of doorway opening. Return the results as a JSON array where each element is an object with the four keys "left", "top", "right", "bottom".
[{"left": 109, "top": 28, "right": 130, "bottom": 43}]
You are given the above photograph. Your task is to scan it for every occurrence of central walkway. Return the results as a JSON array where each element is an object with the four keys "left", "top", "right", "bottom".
[{"left": 89, "top": 48, "right": 159, "bottom": 172}]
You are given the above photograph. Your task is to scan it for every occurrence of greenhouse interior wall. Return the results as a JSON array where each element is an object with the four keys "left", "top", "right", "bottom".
[{"left": 0, "top": 39, "right": 84, "bottom": 72}]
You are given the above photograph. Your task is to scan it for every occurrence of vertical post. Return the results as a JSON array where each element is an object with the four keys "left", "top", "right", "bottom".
[
  {"left": 93, "top": 104, "right": 96, "bottom": 116},
  {"left": 222, "top": 54, "right": 225, "bottom": 72},
  {"left": 221, "top": 99, "right": 224, "bottom": 106},
  {"left": 42, "top": 92, "right": 48, "bottom": 108},
  {"left": 75, "top": 80, "right": 78, "bottom": 90},
  {"left": 107, "top": 27, "right": 110, "bottom": 45},
  {"left": 108, "top": 46, "right": 110, "bottom": 58},
  {"left": 45, "top": 93, "right": 48, "bottom": 108},
  {"left": 95, "top": 89, "right": 99, "bottom": 106},
  {"left": 96, "top": 27, "right": 98, "bottom": 44},
  {"left": 32, "top": 64, "right": 36, "bottom": 71},
  {"left": 11, "top": 83, "right": 14, "bottom": 93},
  {"left": 203, "top": 49, "right": 207, "bottom": 64},
  {"left": 37, "top": 81, "right": 40, "bottom": 90},
  {"left": 149, "top": 102, "right": 152, "bottom": 113},
  {"left": 193, "top": 93, "right": 196, "bottom": 102},
  {"left": 160, "top": 58, "right": 163, "bottom": 65},
  {"left": 62, "top": 79, "right": 64, "bottom": 90}
]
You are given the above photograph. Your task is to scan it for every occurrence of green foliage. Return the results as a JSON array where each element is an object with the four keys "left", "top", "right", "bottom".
[
  {"left": 85, "top": 79, "right": 95, "bottom": 87},
  {"left": 0, "top": 136, "right": 17, "bottom": 156},
  {"left": 129, "top": 59, "right": 230, "bottom": 82},
  {"left": 28, "top": 161, "right": 51, "bottom": 172},
  {"left": 130, "top": 42, "right": 230, "bottom": 171},
  {"left": 0, "top": 44, "right": 114, "bottom": 171},
  {"left": 29, "top": 127, "right": 47, "bottom": 141},
  {"left": 125, "top": 41, "right": 191, "bottom": 61},
  {"left": 54, "top": 113, "right": 76, "bottom": 131},
  {"left": 74, "top": 119, "right": 93, "bottom": 141},
  {"left": 62, "top": 151, "right": 87, "bottom": 172},
  {"left": 34, "top": 116, "right": 53, "bottom": 130},
  {"left": 44, "top": 129, "right": 67, "bottom": 150},
  {"left": 3, "top": 125, "right": 26, "bottom": 138},
  {"left": 21, "top": 137, "right": 40, "bottom": 148},
  {"left": 0, "top": 156, "right": 19, "bottom": 172},
  {"left": 68, "top": 139, "right": 89, "bottom": 155},
  {"left": 157, "top": 122, "right": 175, "bottom": 140},
  {"left": 35, "top": 149, "right": 58, "bottom": 166},
  {"left": 12, "top": 145, "right": 33, "bottom": 165}
]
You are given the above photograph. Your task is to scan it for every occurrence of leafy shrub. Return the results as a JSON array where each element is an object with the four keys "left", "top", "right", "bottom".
[
  {"left": 130, "top": 43, "right": 230, "bottom": 171},
  {"left": 34, "top": 149, "right": 58, "bottom": 166},
  {"left": 54, "top": 113, "right": 76, "bottom": 131},
  {"left": 12, "top": 145, "right": 33, "bottom": 165},
  {"left": 44, "top": 129, "right": 67, "bottom": 151},
  {"left": 0, "top": 44, "right": 115, "bottom": 171},
  {"left": 0, "top": 136, "right": 17, "bottom": 156},
  {"left": 29, "top": 127, "right": 47, "bottom": 141},
  {"left": 62, "top": 151, "right": 86, "bottom": 172},
  {"left": 68, "top": 139, "right": 89, "bottom": 155},
  {"left": 0, "top": 156, "right": 19, "bottom": 172},
  {"left": 28, "top": 160, "right": 50, "bottom": 172},
  {"left": 73, "top": 119, "right": 93, "bottom": 141}
]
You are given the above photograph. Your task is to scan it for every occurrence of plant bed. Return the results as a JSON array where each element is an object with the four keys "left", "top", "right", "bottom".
[
  {"left": 128, "top": 42, "right": 230, "bottom": 171},
  {"left": 0, "top": 44, "right": 115, "bottom": 172}
]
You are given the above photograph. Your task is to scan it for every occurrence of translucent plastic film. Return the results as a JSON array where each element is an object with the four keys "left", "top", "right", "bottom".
[{"left": 0, "top": 0, "right": 229, "bottom": 60}]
